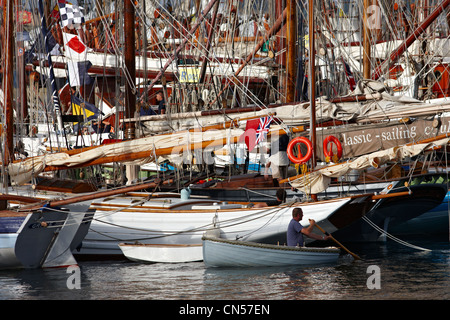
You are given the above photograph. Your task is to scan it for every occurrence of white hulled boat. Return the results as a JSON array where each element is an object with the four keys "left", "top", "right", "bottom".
[{"left": 202, "top": 236, "right": 340, "bottom": 268}]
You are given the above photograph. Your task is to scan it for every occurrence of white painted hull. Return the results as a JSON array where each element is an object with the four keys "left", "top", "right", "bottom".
[
  {"left": 79, "top": 195, "right": 352, "bottom": 256},
  {"left": 202, "top": 236, "right": 340, "bottom": 267},
  {"left": 119, "top": 243, "right": 203, "bottom": 263}
]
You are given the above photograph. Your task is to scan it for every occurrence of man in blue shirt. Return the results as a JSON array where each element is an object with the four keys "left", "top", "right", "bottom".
[
  {"left": 287, "top": 207, "right": 330, "bottom": 247},
  {"left": 156, "top": 91, "right": 166, "bottom": 114}
]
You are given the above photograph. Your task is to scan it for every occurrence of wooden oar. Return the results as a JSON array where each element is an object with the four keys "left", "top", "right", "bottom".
[{"left": 314, "top": 223, "right": 361, "bottom": 261}]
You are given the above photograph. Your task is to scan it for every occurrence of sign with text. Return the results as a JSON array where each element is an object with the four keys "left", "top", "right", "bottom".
[
  {"left": 179, "top": 67, "right": 200, "bottom": 83},
  {"left": 316, "top": 118, "right": 449, "bottom": 161}
]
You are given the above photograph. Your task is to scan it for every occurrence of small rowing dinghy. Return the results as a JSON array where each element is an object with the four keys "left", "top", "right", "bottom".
[
  {"left": 119, "top": 243, "right": 203, "bottom": 263},
  {"left": 202, "top": 236, "right": 340, "bottom": 267}
]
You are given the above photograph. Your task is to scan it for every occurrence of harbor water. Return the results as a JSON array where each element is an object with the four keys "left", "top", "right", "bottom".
[{"left": 0, "top": 238, "right": 448, "bottom": 305}]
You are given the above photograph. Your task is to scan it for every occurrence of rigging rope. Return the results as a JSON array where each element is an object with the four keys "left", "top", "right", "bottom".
[
  {"left": 132, "top": 0, "right": 290, "bottom": 134},
  {"left": 361, "top": 215, "right": 432, "bottom": 252},
  {"left": 86, "top": 201, "right": 293, "bottom": 242}
]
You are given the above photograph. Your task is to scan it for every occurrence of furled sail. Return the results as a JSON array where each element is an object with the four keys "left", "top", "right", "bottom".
[{"left": 284, "top": 135, "right": 450, "bottom": 194}]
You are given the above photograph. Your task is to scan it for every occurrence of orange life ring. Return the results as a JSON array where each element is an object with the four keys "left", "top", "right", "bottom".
[
  {"left": 323, "top": 135, "right": 343, "bottom": 162},
  {"left": 287, "top": 137, "right": 313, "bottom": 164}
]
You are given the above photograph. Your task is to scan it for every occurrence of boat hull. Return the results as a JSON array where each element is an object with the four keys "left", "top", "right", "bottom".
[
  {"left": 202, "top": 236, "right": 340, "bottom": 267},
  {"left": 0, "top": 208, "right": 93, "bottom": 269},
  {"left": 119, "top": 243, "right": 203, "bottom": 263},
  {"left": 78, "top": 196, "right": 354, "bottom": 256},
  {"left": 192, "top": 174, "right": 449, "bottom": 240},
  {"left": 386, "top": 192, "right": 450, "bottom": 238},
  {"left": 332, "top": 184, "right": 448, "bottom": 242}
]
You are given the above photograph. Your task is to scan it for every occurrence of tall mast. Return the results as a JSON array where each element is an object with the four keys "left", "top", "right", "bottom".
[
  {"left": 124, "top": 0, "right": 138, "bottom": 184},
  {"left": 199, "top": 0, "right": 220, "bottom": 83},
  {"left": 16, "top": 0, "right": 28, "bottom": 139},
  {"left": 3, "top": 0, "right": 14, "bottom": 166},
  {"left": 124, "top": 0, "right": 136, "bottom": 140},
  {"left": 308, "top": 0, "right": 316, "bottom": 168},
  {"left": 363, "top": 0, "right": 371, "bottom": 79},
  {"left": 286, "top": 0, "right": 297, "bottom": 102}
]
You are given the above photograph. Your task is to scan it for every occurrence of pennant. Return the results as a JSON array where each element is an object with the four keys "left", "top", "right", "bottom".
[
  {"left": 239, "top": 116, "right": 273, "bottom": 152},
  {"left": 71, "top": 95, "right": 101, "bottom": 125},
  {"left": 58, "top": 1, "right": 85, "bottom": 29},
  {"left": 50, "top": 4, "right": 60, "bottom": 22},
  {"left": 38, "top": 0, "right": 63, "bottom": 133},
  {"left": 58, "top": 82, "right": 72, "bottom": 112},
  {"left": 68, "top": 60, "right": 93, "bottom": 87}
]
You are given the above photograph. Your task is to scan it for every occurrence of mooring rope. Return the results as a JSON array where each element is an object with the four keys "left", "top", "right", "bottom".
[{"left": 361, "top": 216, "right": 431, "bottom": 252}]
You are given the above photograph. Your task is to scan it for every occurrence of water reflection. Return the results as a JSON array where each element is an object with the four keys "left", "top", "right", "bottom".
[{"left": 0, "top": 241, "right": 448, "bottom": 300}]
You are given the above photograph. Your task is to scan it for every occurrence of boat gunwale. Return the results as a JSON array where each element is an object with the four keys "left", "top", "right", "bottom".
[
  {"left": 89, "top": 195, "right": 353, "bottom": 211},
  {"left": 202, "top": 236, "right": 340, "bottom": 254},
  {"left": 119, "top": 243, "right": 202, "bottom": 248},
  {"left": 0, "top": 210, "right": 29, "bottom": 218}
]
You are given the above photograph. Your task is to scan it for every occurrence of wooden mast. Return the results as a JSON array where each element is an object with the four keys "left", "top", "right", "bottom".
[
  {"left": 308, "top": 0, "right": 317, "bottom": 168},
  {"left": 124, "top": 0, "right": 138, "bottom": 183},
  {"left": 308, "top": 0, "right": 318, "bottom": 201},
  {"left": 286, "top": 0, "right": 297, "bottom": 102},
  {"left": 16, "top": 0, "right": 28, "bottom": 138},
  {"left": 3, "top": 0, "right": 14, "bottom": 166},
  {"left": 124, "top": 0, "right": 136, "bottom": 139},
  {"left": 363, "top": 0, "right": 371, "bottom": 79},
  {"left": 199, "top": 0, "right": 220, "bottom": 83}
]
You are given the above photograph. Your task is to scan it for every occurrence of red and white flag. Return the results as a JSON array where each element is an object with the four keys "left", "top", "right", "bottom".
[
  {"left": 239, "top": 116, "right": 273, "bottom": 152},
  {"left": 63, "top": 32, "right": 87, "bottom": 59}
]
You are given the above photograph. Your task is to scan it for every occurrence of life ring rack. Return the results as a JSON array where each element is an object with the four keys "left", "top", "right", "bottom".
[{"left": 287, "top": 137, "right": 313, "bottom": 164}]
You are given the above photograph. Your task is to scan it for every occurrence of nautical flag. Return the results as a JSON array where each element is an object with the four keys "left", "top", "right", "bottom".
[
  {"left": 38, "top": 0, "right": 64, "bottom": 134},
  {"left": 71, "top": 95, "right": 102, "bottom": 129},
  {"left": 68, "top": 60, "right": 93, "bottom": 87},
  {"left": 18, "top": 11, "right": 32, "bottom": 25},
  {"left": 255, "top": 116, "right": 273, "bottom": 145},
  {"left": 63, "top": 32, "right": 87, "bottom": 58},
  {"left": 63, "top": 32, "right": 91, "bottom": 86},
  {"left": 50, "top": 3, "right": 61, "bottom": 23},
  {"left": 239, "top": 116, "right": 273, "bottom": 152},
  {"left": 342, "top": 59, "right": 356, "bottom": 91},
  {"left": 58, "top": 1, "right": 85, "bottom": 29},
  {"left": 25, "top": 25, "right": 61, "bottom": 64}
]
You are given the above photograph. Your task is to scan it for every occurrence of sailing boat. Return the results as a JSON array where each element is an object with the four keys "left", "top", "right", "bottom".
[
  {"left": 0, "top": 0, "right": 97, "bottom": 269},
  {"left": 0, "top": 194, "right": 93, "bottom": 269},
  {"left": 2, "top": 0, "right": 448, "bottom": 265}
]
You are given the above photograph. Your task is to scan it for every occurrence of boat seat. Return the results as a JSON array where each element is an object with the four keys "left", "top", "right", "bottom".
[{"left": 191, "top": 203, "right": 243, "bottom": 210}]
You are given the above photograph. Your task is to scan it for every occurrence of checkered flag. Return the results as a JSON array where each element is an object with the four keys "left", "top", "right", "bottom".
[{"left": 58, "top": 1, "right": 85, "bottom": 29}]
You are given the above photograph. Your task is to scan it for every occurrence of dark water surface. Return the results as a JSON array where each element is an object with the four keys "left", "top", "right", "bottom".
[{"left": 1, "top": 239, "right": 448, "bottom": 302}]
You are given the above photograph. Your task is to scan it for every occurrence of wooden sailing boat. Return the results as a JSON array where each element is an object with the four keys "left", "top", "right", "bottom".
[
  {"left": 4, "top": 1, "right": 445, "bottom": 260},
  {"left": 0, "top": 0, "right": 95, "bottom": 269},
  {"left": 2, "top": 0, "right": 449, "bottom": 264},
  {"left": 0, "top": 194, "right": 93, "bottom": 269}
]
